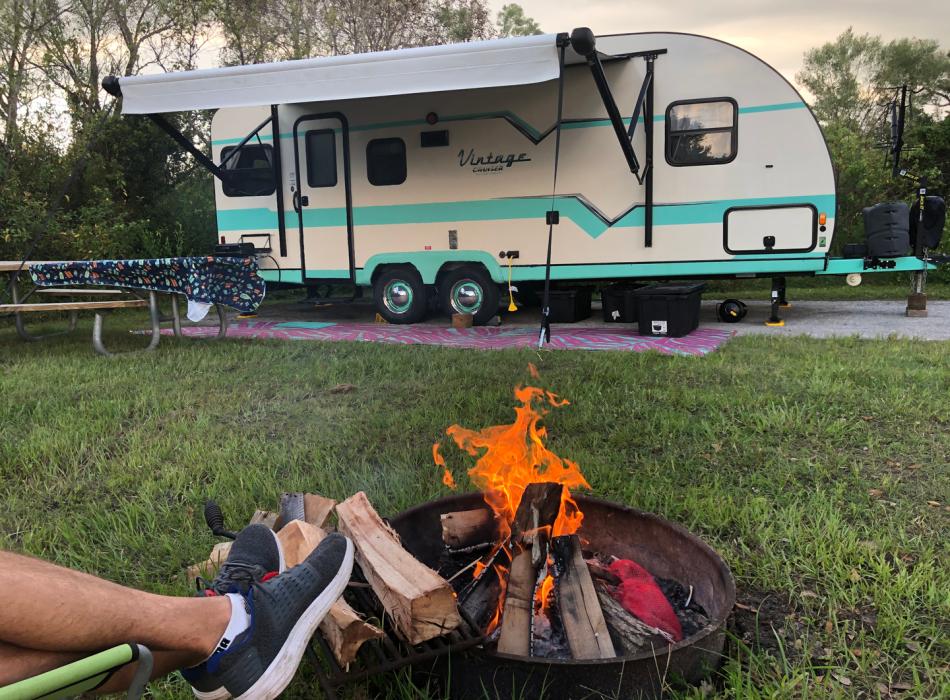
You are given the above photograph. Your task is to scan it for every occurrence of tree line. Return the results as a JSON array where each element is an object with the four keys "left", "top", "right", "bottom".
[{"left": 0, "top": 5, "right": 946, "bottom": 268}]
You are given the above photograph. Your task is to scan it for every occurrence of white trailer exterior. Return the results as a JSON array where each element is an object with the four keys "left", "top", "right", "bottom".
[{"left": 110, "top": 30, "right": 933, "bottom": 323}]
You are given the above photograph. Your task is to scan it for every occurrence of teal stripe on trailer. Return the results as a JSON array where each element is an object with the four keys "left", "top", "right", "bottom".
[
  {"left": 217, "top": 193, "right": 836, "bottom": 239},
  {"left": 211, "top": 101, "right": 808, "bottom": 145}
]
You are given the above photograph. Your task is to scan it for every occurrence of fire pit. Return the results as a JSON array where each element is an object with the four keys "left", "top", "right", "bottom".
[{"left": 390, "top": 492, "right": 735, "bottom": 699}]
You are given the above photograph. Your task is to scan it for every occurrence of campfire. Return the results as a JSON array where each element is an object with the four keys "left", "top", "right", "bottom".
[
  {"left": 188, "top": 369, "right": 733, "bottom": 697},
  {"left": 432, "top": 379, "right": 709, "bottom": 660}
]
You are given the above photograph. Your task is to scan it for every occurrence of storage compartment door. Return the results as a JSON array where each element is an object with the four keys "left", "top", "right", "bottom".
[{"left": 724, "top": 205, "right": 816, "bottom": 254}]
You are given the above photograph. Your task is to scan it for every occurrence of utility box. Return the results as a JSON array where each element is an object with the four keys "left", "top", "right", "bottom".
[
  {"left": 601, "top": 284, "right": 643, "bottom": 323},
  {"left": 548, "top": 288, "right": 592, "bottom": 323},
  {"left": 632, "top": 283, "right": 706, "bottom": 337}
]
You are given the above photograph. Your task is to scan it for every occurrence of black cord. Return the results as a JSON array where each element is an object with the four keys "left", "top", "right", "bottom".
[{"left": 538, "top": 40, "right": 568, "bottom": 349}]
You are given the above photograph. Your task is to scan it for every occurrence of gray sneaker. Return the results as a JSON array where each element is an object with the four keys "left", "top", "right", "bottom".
[
  {"left": 181, "top": 524, "right": 286, "bottom": 700},
  {"left": 205, "top": 532, "right": 354, "bottom": 700}
]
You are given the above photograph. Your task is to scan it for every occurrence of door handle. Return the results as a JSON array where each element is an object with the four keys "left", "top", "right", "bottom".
[{"left": 292, "top": 192, "right": 309, "bottom": 211}]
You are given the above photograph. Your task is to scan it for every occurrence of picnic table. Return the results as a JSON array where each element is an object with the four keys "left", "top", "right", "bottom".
[{"left": 1, "top": 257, "right": 265, "bottom": 356}]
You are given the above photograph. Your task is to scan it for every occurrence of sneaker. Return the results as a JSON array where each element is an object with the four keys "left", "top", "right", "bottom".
[
  {"left": 182, "top": 524, "right": 286, "bottom": 700},
  {"left": 205, "top": 532, "right": 354, "bottom": 700}
]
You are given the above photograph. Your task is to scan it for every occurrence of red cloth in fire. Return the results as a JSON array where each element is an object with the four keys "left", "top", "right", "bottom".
[{"left": 608, "top": 559, "right": 683, "bottom": 641}]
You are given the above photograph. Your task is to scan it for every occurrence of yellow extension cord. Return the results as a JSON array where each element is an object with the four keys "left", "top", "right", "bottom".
[{"left": 506, "top": 256, "right": 517, "bottom": 312}]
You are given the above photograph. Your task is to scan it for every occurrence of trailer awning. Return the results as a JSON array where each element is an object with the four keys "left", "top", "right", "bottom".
[{"left": 115, "top": 34, "right": 584, "bottom": 115}]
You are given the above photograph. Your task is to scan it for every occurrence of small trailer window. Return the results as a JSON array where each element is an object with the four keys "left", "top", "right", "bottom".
[
  {"left": 220, "top": 144, "right": 276, "bottom": 197},
  {"left": 665, "top": 99, "right": 737, "bottom": 166},
  {"left": 305, "top": 130, "right": 337, "bottom": 187},
  {"left": 366, "top": 138, "right": 407, "bottom": 186}
]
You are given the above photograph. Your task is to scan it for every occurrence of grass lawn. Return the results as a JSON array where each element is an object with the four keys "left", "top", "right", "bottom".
[{"left": 0, "top": 317, "right": 947, "bottom": 699}]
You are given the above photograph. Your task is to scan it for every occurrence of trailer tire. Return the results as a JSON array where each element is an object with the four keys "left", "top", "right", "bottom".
[
  {"left": 440, "top": 266, "right": 499, "bottom": 325},
  {"left": 373, "top": 267, "right": 427, "bottom": 324}
]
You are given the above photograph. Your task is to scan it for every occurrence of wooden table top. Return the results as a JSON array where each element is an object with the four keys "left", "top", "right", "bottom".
[{"left": 0, "top": 261, "right": 64, "bottom": 272}]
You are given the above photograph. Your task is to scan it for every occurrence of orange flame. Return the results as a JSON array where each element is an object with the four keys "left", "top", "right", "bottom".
[
  {"left": 441, "top": 385, "right": 589, "bottom": 540},
  {"left": 438, "top": 385, "right": 588, "bottom": 633},
  {"left": 433, "top": 443, "right": 457, "bottom": 490},
  {"left": 537, "top": 572, "right": 555, "bottom": 613}
]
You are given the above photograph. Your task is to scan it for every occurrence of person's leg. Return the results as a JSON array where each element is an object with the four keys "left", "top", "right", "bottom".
[
  {"left": 0, "top": 642, "right": 192, "bottom": 692},
  {"left": 0, "top": 551, "right": 230, "bottom": 658}
]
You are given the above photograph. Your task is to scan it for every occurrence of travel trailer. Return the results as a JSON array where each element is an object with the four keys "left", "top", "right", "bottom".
[{"left": 104, "top": 29, "right": 938, "bottom": 324}]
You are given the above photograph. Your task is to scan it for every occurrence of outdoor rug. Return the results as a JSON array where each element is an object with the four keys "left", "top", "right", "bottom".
[{"left": 167, "top": 320, "right": 734, "bottom": 356}]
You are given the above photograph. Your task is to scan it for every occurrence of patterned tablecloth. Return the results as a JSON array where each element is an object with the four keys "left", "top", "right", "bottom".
[{"left": 29, "top": 256, "right": 265, "bottom": 313}]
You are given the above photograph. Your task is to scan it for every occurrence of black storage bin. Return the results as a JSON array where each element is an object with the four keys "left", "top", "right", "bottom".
[
  {"left": 863, "top": 201, "right": 910, "bottom": 257},
  {"left": 548, "top": 288, "right": 591, "bottom": 323},
  {"left": 632, "top": 283, "right": 706, "bottom": 337},
  {"left": 601, "top": 284, "right": 642, "bottom": 323},
  {"left": 843, "top": 243, "right": 867, "bottom": 259}
]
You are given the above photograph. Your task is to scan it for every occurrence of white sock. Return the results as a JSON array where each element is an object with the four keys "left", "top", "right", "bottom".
[{"left": 210, "top": 593, "right": 251, "bottom": 657}]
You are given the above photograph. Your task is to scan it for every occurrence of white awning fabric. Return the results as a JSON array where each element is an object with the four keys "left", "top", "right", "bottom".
[{"left": 117, "top": 34, "right": 572, "bottom": 114}]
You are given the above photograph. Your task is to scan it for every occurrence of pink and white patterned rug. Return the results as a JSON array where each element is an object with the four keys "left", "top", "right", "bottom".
[{"left": 170, "top": 320, "right": 734, "bottom": 356}]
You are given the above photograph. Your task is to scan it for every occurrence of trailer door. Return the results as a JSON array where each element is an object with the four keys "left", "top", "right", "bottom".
[{"left": 292, "top": 114, "right": 354, "bottom": 282}]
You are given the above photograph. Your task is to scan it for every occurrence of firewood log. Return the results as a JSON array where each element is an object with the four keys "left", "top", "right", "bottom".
[
  {"left": 336, "top": 492, "right": 461, "bottom": 645},
  {"left": 551, "top": 535, "right": 615, "bottom": 659},
  {"left": 595, "top": 584, "right": 673, "bottom": 656},
  {"left": 440, "top": 508, "right": 497, "bottom": 548},
  {"left": 496, "top": 482, "right": 563, "bottom": 655}
]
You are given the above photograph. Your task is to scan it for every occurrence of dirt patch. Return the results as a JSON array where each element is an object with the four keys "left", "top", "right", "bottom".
[{"left": 728, "top": 588, "right": 802, "bottom": 660}]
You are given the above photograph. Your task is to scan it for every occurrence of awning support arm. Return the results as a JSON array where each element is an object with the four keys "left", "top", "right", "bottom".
[
  {"left": 585, "top": 50, "right": 640, "bottom": 175},
  {"left": 146, "top": 114, "right": 225, "bottom": 181}
]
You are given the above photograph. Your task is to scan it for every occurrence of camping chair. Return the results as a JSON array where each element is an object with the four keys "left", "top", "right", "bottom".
[{"left": 0, "top": 644, "right": 152, "bottom": 700}]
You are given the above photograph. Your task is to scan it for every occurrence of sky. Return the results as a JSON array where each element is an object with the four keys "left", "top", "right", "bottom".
[{"left": 489, "top": 0, "right": 950, "bottom": 88}]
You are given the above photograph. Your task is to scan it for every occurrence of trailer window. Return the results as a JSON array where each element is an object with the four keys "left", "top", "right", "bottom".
[
  {"left": 221, "top": 144, "right": 276, "bottom": 197},
  {"left": 366, "top": 138, "right": 407, "bottom": 186},
  {"left": 665, "top": 99, "right": 737, "bottom": 166},
  {"left": 305, "top": 130, "right": 337, "bottom": 188}
]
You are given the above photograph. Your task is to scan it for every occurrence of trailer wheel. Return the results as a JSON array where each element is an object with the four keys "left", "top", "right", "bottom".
[
  {"left": 374, "top": 267, "right": 427, "bottom": 324},
  {"left": 440, "top": 266, "right": 499, "bottom": 325}
]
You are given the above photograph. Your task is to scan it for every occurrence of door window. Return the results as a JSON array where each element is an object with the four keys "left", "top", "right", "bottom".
[{"left": 305, "top": 130, "right": 337, "bottom": 188}]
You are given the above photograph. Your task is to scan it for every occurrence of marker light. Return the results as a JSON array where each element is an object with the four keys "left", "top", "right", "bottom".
[{"left": 818, "top": 212, "right": 827, "bottom": 225}]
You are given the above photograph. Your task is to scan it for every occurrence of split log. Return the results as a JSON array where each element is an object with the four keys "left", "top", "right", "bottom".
[
  {"left": 275, "top": 492, "right": 337, "bottom": 531},
  {"left": 551, "top": 535, "right": 615, "bottom": 659},
  {"left": 440, "top": 508, "right": 497, "bottom": 548},
  {"left": 595, "top": 584, "right": 673, "bottom": 656},
  {"left": 276, "top": 519, "right": 384, "bottom": 665},
  {"left": 459, "top": 562, "right": 503, "bottom": 631},
  {"left": 249, "top": 509, "right": 278, "bottom": 529},
  {"left": 497, "top": 482, "right": 564, "bottom": 656},
  {"left": 336, "top": 491, "right": 461, "bottom": 645},
  {"left": 304, "top": 493, "right": 336, "bottom": 528},
  {"left": 277, "top": 520, "right": 327, "bottom": 567},
  {"left": 320, "top": 599, "right": 385, "bottom": 666},
  {"left": 186, "top": 541, "right": 232, "bottom": 585}
]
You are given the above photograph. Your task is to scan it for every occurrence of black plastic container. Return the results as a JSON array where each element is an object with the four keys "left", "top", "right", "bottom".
[
  {"left": 863, "top": 201, "right": 910, "bottom": 257},
  {"left": 843, "top": 243, "right": 867, "bottom": 259},
  {"left": 601, "top": 284, "right": 642, "bottom": 322},
  {"left": 548, "top": 288, "right": 592, "bottom": 323},
  {"left": 633, "top": 283, "right": 706, "bottom": 337}
]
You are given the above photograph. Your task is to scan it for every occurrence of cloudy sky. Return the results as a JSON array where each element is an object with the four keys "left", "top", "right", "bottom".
[{"left": 489, "top": 0, "right": 950, "bottom": 87}]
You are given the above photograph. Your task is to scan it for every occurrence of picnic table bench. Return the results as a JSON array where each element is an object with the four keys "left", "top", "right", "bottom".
[{"left": 1, "top": 260, "right": 242, "bottom": 356}]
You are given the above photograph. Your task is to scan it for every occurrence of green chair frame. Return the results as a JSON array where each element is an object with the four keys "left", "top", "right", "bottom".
[{"left": 0, "top": 644, "right": 152, "bottom": 700}]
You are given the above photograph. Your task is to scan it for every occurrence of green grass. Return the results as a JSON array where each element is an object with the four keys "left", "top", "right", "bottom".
[
  {"left": 703, "top": 277, "right": 948, "bottom": 301},
  {"left": 0, "top": 316, "right": 947, "bottom": 699}
]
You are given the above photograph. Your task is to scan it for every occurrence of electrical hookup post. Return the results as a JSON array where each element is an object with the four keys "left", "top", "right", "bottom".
[{"left": 906, "top": 175, "right": 929, "bottom": 318}]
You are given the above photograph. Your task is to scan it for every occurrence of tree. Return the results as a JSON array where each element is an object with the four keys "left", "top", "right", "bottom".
[
  {"left": 798, "top": 28, "right": 949, "bottom": 129},
  {"left": 0, "top": 0, "right": 59, "bottom": 148},
  {"left": 496, "top": 3, "right": 540, "bottom": 38}
]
